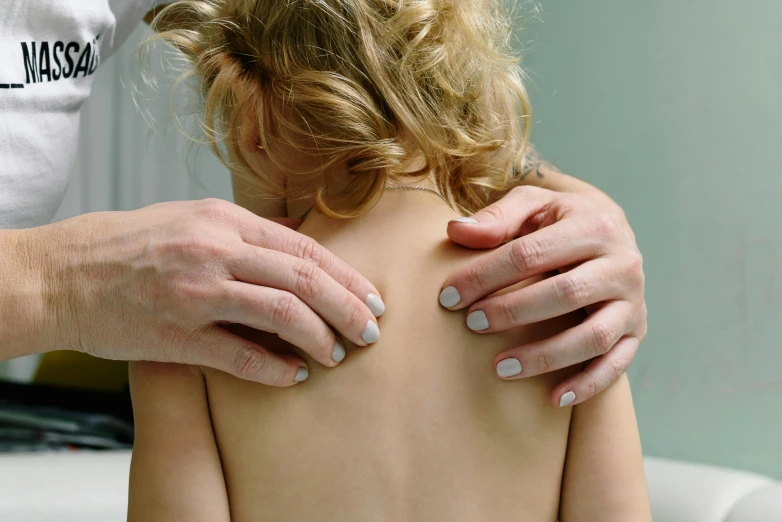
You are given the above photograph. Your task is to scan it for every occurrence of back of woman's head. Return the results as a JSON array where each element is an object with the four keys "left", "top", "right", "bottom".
[{"left": 150, "top": 0, "right": 531, "bottom": 218}]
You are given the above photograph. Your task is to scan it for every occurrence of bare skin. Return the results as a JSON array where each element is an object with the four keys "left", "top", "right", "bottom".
[
  {"left": 140, "top": 4, "right": 648, "bottom": 403},
  {"left": 128, "top": 186, "right": 651, "bottom": 521}
]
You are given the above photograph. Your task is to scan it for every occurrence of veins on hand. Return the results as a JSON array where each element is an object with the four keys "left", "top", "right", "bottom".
[{"left": 514, "top": 146, "right": 564, "bottom": 181}]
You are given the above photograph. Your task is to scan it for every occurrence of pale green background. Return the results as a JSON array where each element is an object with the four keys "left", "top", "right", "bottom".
[{"left": 522, "top": 1, "right": 782, "bottom": 477}]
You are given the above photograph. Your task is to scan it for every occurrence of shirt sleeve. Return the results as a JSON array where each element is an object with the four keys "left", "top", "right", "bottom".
[{"left": 105, "top": 0, "right": 169, "bottom": 61}]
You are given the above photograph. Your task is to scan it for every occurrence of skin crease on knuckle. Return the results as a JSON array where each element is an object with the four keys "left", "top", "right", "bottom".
[
  {"left": 583, "top": 374, "right": 599, "bottom": 399},
  {"left": 294, "top": 235, "right": 324, "bottom": 267},
  {"left": 607, "top": 353, "right": 629, "bottom": 384},
  {"left": 234, "top": 345, "right": 274, "bottom": 383},
  {"left": 501, "top": 297, "right": 519, "bottom": 327},
  {"left": 535, "top": 350, "right": 554, "bottom": 374},
  {"left": 590, "top": 321, "right": 616, "bottom": 357},
  {"left": 510, "top": 236, "right": 546, "bottom": 274},
  {"left": 347, "top": 297, "right": 367, "bottom": 340},
  {"left": 343, "top": 267, "right": 365, "bottom": 297},
  {"left": 293, "top": 260, "right": 323, "bottom": 301},
  {"left": 481, "top": 203, "right": 504, "bottom": 221},
  {"left": 270, "top": 293, "right": 301, "bottom": 332},
  {"left": 464, "top": 262, "right": 487, "bottom": 297},
  {"left": 194, "top": 198, "right": 235, "bottom": 225},
  {"left": 557, "top": 274, "right": 590, "bottom": 310}
]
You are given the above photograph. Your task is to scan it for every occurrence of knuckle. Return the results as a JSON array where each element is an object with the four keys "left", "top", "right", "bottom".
[
  {"left": 233, "top": 348, "right": 279, "bottom": 384},
  {"left": 535, "top": 350, "right": 554, "bottom": 374},
  {"left": 180, "top": 280, "right": 211, "bottom": 307},
  {"left": 590, "top": 322, "right": 616, "bottom": 356},
  {"left": 500, "top": 299, "right": 519, "bottom": 326},
  {"left": 607, "top": 354, "right": 628, "bottom": 379},
  {"left": 636, "top": 312, "right": 649, "bottom": 340},
  {"left": 167, "top": 233, "right": 226, "bottom": 262},
  {"left": 211, "top": 282, "right": 235, "bottom": 317},
  {"left": 465, "top": 263, "right": 487, "bottom": 294},
  {"left": 271, "top": 293, "right": 302, "bottom": 330},
  {"left": 319, "top": 331, "right": 336, "bottom": 358},
  {"left": 345, "top": 297, "right": 366, "bottom": 334},
  {"left": 293, "top": 261, "right": 322, "bottom": 301},
  {"left": 557, "top": 275, "right": 590, "bottom": 309},
  {"left": 510, "top": 238, "right": 546, "bottom": 272},
  {"left": 293, "top": 236, "right": 324, "bottom": 266},
  {"left": 341, "top": 268, "right": 364, "bottom": 297},
  {"left": 194, "top": 198, "right": 231, "bottom": 222},
  {"left": 628, "top": 250, "right": 644, "bottom": 272},
  {"left": 481, "top": 203, "right": 507, "bottom": 223},
  {"left": 592, "top": 211, "right": 619, "bottom": 239},
  {"left": 583, "top": 377, "right": 598, "bottom": 398},
  {"left": 167, "top": 273, "right": 213, "bottom": 309},
  {"left": 628, "top": 252, "right": 646, "bottom": 288}
]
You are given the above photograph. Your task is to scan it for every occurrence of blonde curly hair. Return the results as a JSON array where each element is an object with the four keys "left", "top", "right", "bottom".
[{"left": 148, "top": 0, "right": 531, "bottom": 218}]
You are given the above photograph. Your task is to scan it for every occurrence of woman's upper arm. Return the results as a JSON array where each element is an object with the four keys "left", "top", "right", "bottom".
[
  {"left": 128, "top": 361, "right": 230, "bottom": 522},
  {"left": 559, "top": 374, "right": 652, "bottom": 522}
]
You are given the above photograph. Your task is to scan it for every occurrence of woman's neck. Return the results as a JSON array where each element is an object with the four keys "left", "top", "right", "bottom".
[
  {"left": 286, "top": 166, "right": 452, "bottom": 221},
  {"left": 298, "top": 172, "right": 459, "bottom": 229}
]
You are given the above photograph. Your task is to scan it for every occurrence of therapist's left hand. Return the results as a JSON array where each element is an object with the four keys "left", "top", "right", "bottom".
[{"left": 439, "top": 185, "right": 646, "bottom": 407}]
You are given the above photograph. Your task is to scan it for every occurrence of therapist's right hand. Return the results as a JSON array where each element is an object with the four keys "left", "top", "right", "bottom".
[{"left": 18, "top": 198, "right": 383, "bottom": 386}]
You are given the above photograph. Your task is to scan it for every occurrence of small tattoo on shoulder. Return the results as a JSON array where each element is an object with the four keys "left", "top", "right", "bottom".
[{"left": 515, "top": 147, "right": 564, "bottom": 180}]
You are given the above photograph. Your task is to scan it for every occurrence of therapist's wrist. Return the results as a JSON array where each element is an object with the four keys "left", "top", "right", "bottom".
[
  {"left": 30, "top": 218, "right": 94, "bottom": 355},
  {"left": 0, "top": 228, "right": 62, "bottom": 359}
]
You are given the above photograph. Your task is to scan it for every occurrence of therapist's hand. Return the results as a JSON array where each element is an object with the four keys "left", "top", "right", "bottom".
[
  {"left": 440, "top": 186, "right": 646, "bottom": 407},
  {"left": 28, "top": 199, "right": 384, "bottom": 386}
]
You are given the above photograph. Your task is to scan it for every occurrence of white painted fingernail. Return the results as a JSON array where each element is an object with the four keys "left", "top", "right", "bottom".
[
  {"left": 466, "top": 310, "right": 489, "bottom": 331},
  {"left": 366, "top": 293, "right": 385, "bottom": 317},
  {"left": 332, "top": 341, "right": 345, "bottom": 363},
  {"left": 496, "top": 358, "right": 522, "bottom": 378},
  {"left": 452, "top": 217, "right": 479, "bottom": 223},
  {"left": 559, "top": 391, "right": 576, "bottom": 407},
  {"left": 294, "top": 367, "right": 309, "bottom": 382},
  {"left": 439, "top": 286, "right": 461, "bottom": 308},
  {"left": 362, "top": 320, "right": 380, "bottom": 344}
]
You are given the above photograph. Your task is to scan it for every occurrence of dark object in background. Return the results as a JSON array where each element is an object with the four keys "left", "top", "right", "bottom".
[{"left": 0, "top": 381, "right": 133, "bottom": 452}]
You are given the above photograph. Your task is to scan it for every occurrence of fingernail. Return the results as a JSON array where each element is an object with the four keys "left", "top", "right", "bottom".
[
  {"left": 294, "top": 367, "right": 309, "bottom": 382},
  {"left": 439, "top": 286, "right": 461, "bottom": 308},
  {"left": 466, "top": 310, "right": 489, "bottom": 331},
  {"left": 366, "top": 293, "right": 385, "bottom": 317},
  {"left": 451, "top": 217, "right": 479, "bottom": 224},
  {"left": 496, "top": 358, "right": 522, "bottom": 378},
  {"left": 559, "top": 391, "right": 576, "bottom": 407},
  {"left": 332, "top": 341, "right": 346, "bottom": 363},
  {"left": 362, "top": 320, "right": 380, "bottom": 344}
]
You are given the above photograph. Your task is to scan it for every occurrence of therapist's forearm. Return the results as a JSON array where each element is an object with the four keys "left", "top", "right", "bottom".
[{"left": 0, "top": 229, "right": 58, "bottom": 360}]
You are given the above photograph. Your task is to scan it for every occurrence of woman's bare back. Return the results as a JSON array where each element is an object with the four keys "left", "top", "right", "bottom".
[{"left": 203, "top": 190, "right": 582, "bottom": 521}]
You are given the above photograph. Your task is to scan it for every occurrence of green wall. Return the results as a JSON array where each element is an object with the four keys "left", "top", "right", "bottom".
[{"left": 521, "top": 1, "right": 782, "bottom": 477}]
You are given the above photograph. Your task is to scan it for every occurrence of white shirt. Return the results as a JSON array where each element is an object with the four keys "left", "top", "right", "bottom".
[{"left": 0, "top": 0, "right": 165, "bottom": 229}]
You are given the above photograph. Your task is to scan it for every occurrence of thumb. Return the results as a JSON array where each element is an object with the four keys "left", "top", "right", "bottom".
[
  {"left": 269, "top": 217, "right": 303, "bottom": 230},
  {"left": 447, "top": 186, "right": 553, "bottom": 249}
]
